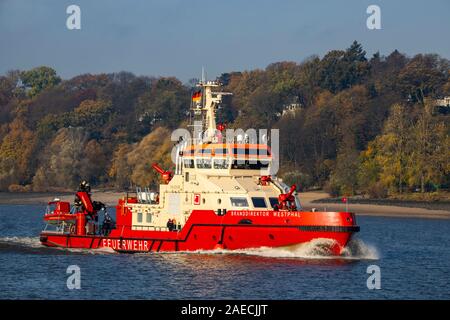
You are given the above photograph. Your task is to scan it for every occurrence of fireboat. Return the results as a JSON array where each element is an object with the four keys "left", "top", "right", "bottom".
[{"left": 40, "top": 80, "right": 360, "bottom": 255}]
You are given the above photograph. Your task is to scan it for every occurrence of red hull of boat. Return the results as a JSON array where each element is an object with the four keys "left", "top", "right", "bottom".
[{"left": 40, "top": 210, "right": 359, "bottom": 255}]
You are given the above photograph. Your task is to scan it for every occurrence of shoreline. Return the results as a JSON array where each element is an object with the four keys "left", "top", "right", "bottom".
[
  {"left": 0, "top": 191, "right": 449, "bottom": 220},
  {"left": 312, "top": 197, "right": 450, "bottom": 212},
  {"left": 301, "top": 192, "right": 450, "bottom": 220},
  {"left": 0, "top": 191, "right": 125, "bottom": 207}
]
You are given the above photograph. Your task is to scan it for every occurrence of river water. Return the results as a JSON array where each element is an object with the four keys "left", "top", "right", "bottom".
[{"left": 0, "top": 204, "right": 449, "bottom": 299}]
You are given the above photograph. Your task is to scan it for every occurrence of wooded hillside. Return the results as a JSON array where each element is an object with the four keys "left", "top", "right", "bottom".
[{"left": 0, "top": 41, "right": 448, "bottom": 197}]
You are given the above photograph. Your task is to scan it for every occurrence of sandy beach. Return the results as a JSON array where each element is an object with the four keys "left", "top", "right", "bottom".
[{"left": 0, "top": 190, "right": 449, "bottom": 219}]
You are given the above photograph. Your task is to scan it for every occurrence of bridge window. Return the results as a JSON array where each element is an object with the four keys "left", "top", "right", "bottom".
[
  {"left": 196, "top": 158, "right": 212, "bottom": 169},
  {"left": 214, "top": 158, "right": 229, "bottom": 169},
  {"left": 184, "top": 159, "right": 195, "bottom": 168},
  {"left": 214, "top": 148, "right": 228, "bottom": 155},
  {"left": 269, "top": 197, "right": 279, "bottom": 208},
  {"left": 233, "top": 148, "right": 271, "bottom": 156},
  {"left": 230, "top": 197, "right": 249, "bottom": 207},
  {"left": 146, "top": 212, "right": 152, "bottom": 223},
  {"left": 137, "top": 212, "right": 143, "bottom": 223},
  {"left": 198, "top": 148, "right": 212, "bottom": 156},
  {"left": 251, "top": 197, "right": 267, "bottom": 208},
  {"left": 231, "top": 160, "right": 269, "bottom": 170}
]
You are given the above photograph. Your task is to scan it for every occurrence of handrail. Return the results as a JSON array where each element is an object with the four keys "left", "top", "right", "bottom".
[{"left": 131, "top": 225, "right": 170, "bottom": 232}]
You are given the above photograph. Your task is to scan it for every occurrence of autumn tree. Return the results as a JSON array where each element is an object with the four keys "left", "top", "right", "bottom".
[
  {"left": 373, "top": 104, "right": 412, "bottom": 193},
  {"left": 398, "top": 54, "right": 448, "bottom": 103},
  {"left": 407, "top": 102, "right": 450, "bottom": 192},
  {"left": 329, "top": 148, "right": 360, "bottom": 196},
  {"left": 0, "top": 71, "right": 21, "bottom": 107},
  {"left": 72, "top": 99, "right": 113, "bottom": 128},
  {"left": 0, "top": 118, "right": 35, "bottom": 190},
  {"left": 83, "top": 139, "right": 108, "bottom": 185},
  {"left": 357, "top": 141, "right": 385, "bottom": 198},
  {"left": 136, "top": 77, "right": 189, "bottom": 132},
  {"left": 127, "top": 127, "right": 174, "bottom": 188},
  {"left": 109, "top": 143, "right": 133, "bottom": 189},
  {"left": 32, "top": 127, "right": 89, "bottom": 191}
]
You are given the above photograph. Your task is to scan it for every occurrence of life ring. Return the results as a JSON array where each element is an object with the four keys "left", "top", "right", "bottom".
[{"left": 70, "top": 224, "right": 76, "bottom": 234}]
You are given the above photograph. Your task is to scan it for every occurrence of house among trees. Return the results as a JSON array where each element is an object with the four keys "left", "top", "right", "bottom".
[
  {"left": 277, "top": 99, "right": 302, "bottom": 118},
  {"left": 434, "top": 96, "right": 450, "bottom": 114},
  {"left": 435, "top": 96, "right": 450, "bottom": 107}
]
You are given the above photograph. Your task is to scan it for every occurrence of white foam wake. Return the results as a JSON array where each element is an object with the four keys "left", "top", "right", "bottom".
[
  {"left": 230, "top": 238, "right": 338, "bottom": 259},
  {"left": 0, "top": 236, "right": 117, "bottom": 255},
  {"left": 65, "top": 246, "right": 117, "bottom": 254},
  {"left": 340, "top": 238, "right": 379, "bottom": 260},
  {"left": 184, "top": 238, "right": 379, "bottom": 260},
  {"left": 0, "top": 236, "right": 42, "bottom": 248},
  {"left": 0, "top": 236, "right": 379, "bottom": 260}
]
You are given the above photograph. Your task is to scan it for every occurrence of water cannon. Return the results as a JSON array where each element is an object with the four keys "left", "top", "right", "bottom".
[
  {"left": 216, "top": 123, "right": 226, "bottom": 132},
  {"left": 152, "top": 163, "right": 173, "bottom": 184},
  {"left": 277, "top": 184, "right": 297, "bottom": 210},
  {"left": 259, "top": 175, "right": 271, "bottom": 186}
]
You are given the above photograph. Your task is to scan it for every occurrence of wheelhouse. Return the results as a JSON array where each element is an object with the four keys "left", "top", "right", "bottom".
[{"left": 181, "top": 143, "right": 272, "bottom": 173}]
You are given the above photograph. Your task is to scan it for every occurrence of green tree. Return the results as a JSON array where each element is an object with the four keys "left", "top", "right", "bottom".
[
  {"left": 20, "top": 66, "right": 61, "bottom": 97},
  {"left": 318, "top": 41, "right": 370, "bottom": 93}
]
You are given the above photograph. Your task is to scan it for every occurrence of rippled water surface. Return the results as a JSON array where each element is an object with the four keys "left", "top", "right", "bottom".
[{"left": 1, "top": 204, "right": 449, "bottom": 299}]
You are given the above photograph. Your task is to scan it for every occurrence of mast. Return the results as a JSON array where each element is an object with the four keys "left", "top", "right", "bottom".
[
  {"left": 203, "top": 81, "right": 219, "bottom": 141},
  {"left": 192, "top": 80, "right": 232, "bottom": 143}
]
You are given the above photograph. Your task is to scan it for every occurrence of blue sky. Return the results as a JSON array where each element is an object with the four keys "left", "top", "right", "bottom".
[{"left": 0, "top": 0, "right": 449, "bottom": 82}]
